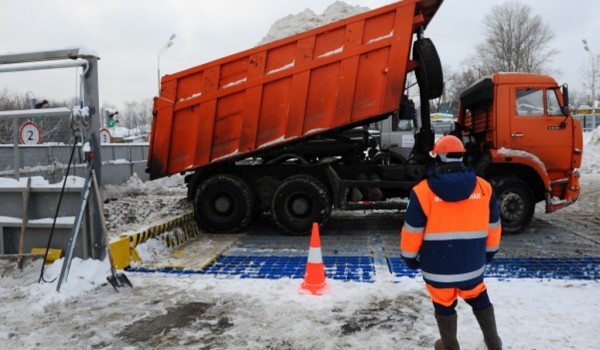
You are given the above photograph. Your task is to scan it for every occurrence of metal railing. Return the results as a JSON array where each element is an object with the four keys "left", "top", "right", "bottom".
[{"left": 573, "top": 114, "right": 600, "bottom": 132}]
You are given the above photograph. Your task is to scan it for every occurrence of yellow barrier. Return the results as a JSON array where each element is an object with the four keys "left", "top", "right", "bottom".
[
  {"left": 108, "top": 212, "right": 196, "bottom": 269},
  {"left": 108, "top": 237, "right": 131, "bottom": 270},
  {"left": 30, "top": 248, "right": 62, "bottom": 264}
]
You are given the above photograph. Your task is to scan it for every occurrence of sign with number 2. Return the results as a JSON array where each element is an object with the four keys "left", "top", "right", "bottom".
[{"left": 19, "top": 121, "right": 42, "bottom": 144}]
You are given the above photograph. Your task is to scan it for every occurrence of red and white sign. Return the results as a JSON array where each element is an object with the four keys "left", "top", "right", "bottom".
[
  {"left": 99, "top": 128, "right": 113, "bottom": 144},
  {"left": 19, "top": 121, "right": 42, "bottom": 144}
]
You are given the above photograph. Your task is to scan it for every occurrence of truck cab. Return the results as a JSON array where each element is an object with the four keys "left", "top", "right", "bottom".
[{"left": 457, "top": 73, "right": 583, "bottom": 232}]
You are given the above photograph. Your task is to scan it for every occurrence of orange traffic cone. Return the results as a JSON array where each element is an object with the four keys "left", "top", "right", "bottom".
[{"left": 300, "top": 222, "right": 330, "bottom": 295}]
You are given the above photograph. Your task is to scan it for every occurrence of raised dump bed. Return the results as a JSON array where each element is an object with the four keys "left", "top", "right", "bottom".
[{"left": 148, "top": 0, "right": 443, "bottom": 179}]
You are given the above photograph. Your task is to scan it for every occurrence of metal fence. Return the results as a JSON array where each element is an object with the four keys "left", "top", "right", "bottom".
[
  {"left": 573, "top": 114, "right": 600, "bottom": 132},
  {"left": 0, "top": 143, "right": 149, "bottom": 184}
]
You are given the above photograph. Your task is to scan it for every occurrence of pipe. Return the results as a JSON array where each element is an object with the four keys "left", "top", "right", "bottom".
[{"left": 0, "top": 59, "right": 88, "bottom": 73}]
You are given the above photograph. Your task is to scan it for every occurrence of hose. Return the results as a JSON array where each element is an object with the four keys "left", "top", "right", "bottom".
[{"left": 38, "top": 124, "right": 81, "bottom": 283}]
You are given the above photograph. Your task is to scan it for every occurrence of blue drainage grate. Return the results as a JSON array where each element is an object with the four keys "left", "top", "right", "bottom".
[
  {"left": 387, "top": 257, "right": 421, "bottom": 278},
  {"left": 389, "top": 257, "right": 600, "bottom": 281},
  {"left": 128, "top": 256, "right": 376, "bottom": 282},
  {"left": 486, "top": 257, "right": 600, "bottom": 280},
  {"left": 129, "top": 256, "right": 599, "bottom": 281}
]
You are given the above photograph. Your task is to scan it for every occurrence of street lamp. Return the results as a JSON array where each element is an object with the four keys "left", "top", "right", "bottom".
[
  {"left": 158, "top": 34, "right": 176, "bottom": 94},
  {"left": 582, "top": 39, "right": 596, "bottom": 106}
]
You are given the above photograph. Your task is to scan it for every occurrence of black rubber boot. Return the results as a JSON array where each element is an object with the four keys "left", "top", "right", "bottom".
[
  {"left": 434, "top": 313, "right": 460, "bottom": 350},
  {"left": 473, "top": 305, "right": 502, "bottom": 350}
]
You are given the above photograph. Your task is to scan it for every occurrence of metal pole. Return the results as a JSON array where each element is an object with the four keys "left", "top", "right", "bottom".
[
  {"left": 12, "top": 118, "right": 19, "bottom": 179},
  {"left": 592, "top": 54, "right": 596, "bottom": 104},
  {"left": 82, "top": 56, "right": 105, "bottom": 260},
  {"left": 157, "top": 55, "right": 161, "bottom": 95},
  {"left": 157, "top": 34, "right": 176, "bottom": 95}
]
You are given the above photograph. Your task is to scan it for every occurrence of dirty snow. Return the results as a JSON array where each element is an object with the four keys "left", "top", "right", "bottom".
[
  {"left": 1, "top": 0, "right": 600, "bottom": 347},
  {"left": 0, "top": 129, "right": 597, "bottom": 349}
]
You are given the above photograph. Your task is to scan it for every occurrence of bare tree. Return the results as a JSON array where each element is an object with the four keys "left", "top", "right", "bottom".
[
  {"left": 123, "top": 98, "right": 153, "bottom": 136},
  {"left": 0, "top": 88, "right": 75, "bottom": 144},
  {"left": 475, "top": 1, "right": 557, "bottom": 75},
  {"left": 580, "top": 41, "right": 599, "bottom": 105},
  {"left": 437, "top": 61, "right": 483, "bottom": 114}
]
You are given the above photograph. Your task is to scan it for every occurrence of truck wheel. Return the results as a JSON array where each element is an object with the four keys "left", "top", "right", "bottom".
[
  {"left": 493, "top": 177, "right": 535, "bottom": 234},
  {"left": 271, "top": 175, "right": 332, "bottom": 235},
  {"left": 372, "top": 151, "right": 406, "bottom": 165},
  {"left": 194, "top": 174, "right": 255, "bottom": 233},
  {"left": 413, "top": 38, "right": 443, "bottom": 99}
]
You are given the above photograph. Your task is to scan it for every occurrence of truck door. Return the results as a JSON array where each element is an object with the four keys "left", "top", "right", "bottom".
[
  {"left": 380, "top": 116, "right": 418, "bottom": 161},
  {"left": 510, "top": 87, "right": 573, "bottom": 172}
]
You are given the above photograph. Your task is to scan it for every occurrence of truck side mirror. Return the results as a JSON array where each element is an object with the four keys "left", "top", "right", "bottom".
[{"left": 561, "top": 84, "right": 569, "bottom": 116}]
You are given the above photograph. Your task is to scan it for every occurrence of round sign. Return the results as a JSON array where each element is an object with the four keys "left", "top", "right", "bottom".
[
  {"left": 19, "top": 121, "right": 42, "bottom": 144},
  {"left": 99, "top": 128, "right": 112, "bottom": 144}
]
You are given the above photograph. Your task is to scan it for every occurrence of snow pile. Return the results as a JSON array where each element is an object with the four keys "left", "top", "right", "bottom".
[
  {"left": 258, "top": 1, "right": 369, "bottom": 45},
  {"left": 589, "top": 125, "right": 600, "bottom": 146},
  {"left": 0, "top": 257, "right": 111, "bottom": 312},
  {"left": 103, "top": 173, "right": 190, "bottom": 237},
  {"left": 580, "top": 127, "right": 600, "bottom": 174},
  {"left": 0, "top": 175, "right": 85, "bottom": 188}
]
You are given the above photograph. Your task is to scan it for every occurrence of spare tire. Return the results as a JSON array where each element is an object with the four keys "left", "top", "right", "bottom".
[{"left": 413, "top": 38, "right": 444, "bottom": 100}]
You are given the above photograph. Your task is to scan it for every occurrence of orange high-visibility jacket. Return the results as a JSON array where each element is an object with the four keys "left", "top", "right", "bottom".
[{"left": 400, "top": 166, "right": 501, "bottom": 288}]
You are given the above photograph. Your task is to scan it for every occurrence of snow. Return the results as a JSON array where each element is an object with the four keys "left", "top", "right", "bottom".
[
  {"left": 0, "top": 258, "right": 597, "bottom": 349},
  {"left": 266, "top": 59, "right": 295, "bottom": 75},
  {"left": 0, "top": 129, "right": 598, "bottom": 349},
  {"left": 1, "top": 2, "right": 599, "bottom": 347},
  {"left": 497, "top": 147, "right": 547, "bottom": 174},
  {"left": 222, "top": 77, "right": 247, "bottom": 88},
  {"left": 367, "top": 30, "right": 394, "bottom": 44},
  {"left": 317, "top": 46, "right": 344, "bottom": 58},
  {"left": 0, "top": 175, "right": 85, "bottom": 188},
  {"left": 258, "top": 1, "right": 368, "bottom": 45}
]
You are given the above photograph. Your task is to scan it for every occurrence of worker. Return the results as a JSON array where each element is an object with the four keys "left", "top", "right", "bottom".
[{"left": 400, "top": 135, "right": 502, "bottom": 350}]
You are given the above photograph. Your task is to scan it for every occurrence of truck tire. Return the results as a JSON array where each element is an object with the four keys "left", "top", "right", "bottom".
[
  {"left": 413, "top": 38, "right": 443, "bottom": 99},
  {"left": 194, "top": 174, "right": 255, "bottom": 233},
  {"left": 493, "top": 177, "right": 535, "bottom": 234},
  {"left": 271, "top": 175, "right": 332, "bottom": 235}
]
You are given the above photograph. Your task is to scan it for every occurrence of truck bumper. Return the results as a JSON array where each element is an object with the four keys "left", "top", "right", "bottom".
[{"left": 545, "top": 171, "right": 580, "bottom": 212}]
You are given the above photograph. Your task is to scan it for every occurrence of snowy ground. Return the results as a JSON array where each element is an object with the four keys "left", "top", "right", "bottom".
[
  {"left": 0, "top": 130, "right": 597, "bottom": 349},
  {"left": 0, "top": 258, "right": 597, "bottom": 350},
  {"left": 1, "top": 2, "right": 599, "bottom": 348}
]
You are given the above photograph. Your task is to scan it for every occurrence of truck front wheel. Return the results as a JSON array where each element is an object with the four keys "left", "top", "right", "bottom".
[
  {"left": 271, "top": 175, "right": 332, "bottom": 235},
  {"left": 493, "top": 177, "right": 535, "bottom": 234},
  {"left": 194, "top": 174, "right": 255, "bottom": 232}
]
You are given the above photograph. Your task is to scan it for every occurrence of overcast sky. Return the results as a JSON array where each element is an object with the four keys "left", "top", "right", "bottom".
[{"left": 0, "top": 0, "right": 598, "bottom": 111}]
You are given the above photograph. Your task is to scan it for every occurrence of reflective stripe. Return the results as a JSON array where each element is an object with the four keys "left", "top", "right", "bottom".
[
  {"left": 424, "top": 231, "right": 487, "bottom": 241},
  {"left": 486, "top": 245, "right": 499, "bottom": 253},
  {"left": 489, "top": 219, "right": 501, "bottom": 229},
  {"left": 307, "top": 247, "right": 323, "bottom": 263},
  {"left": 403, "top": 223, "right": 424, "bottom": 233},
  {"left": 422, "top": 266, "right": 486, "bottom": 283},
  {"left": 401, "top": 251, "right": 418, "bottom": 258}
]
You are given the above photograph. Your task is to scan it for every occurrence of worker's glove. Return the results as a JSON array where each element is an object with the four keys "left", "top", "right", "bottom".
[
  {"left": 403, "top": 257, "right": 420, "bottom": 270},
  {"left": 486, "top": 252, "right": 496, "bottom": 264}
]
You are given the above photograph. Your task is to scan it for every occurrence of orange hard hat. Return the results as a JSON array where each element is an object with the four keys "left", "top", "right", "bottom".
[{"left": 431, "top": 135, "right": 466, "bottom": 155}]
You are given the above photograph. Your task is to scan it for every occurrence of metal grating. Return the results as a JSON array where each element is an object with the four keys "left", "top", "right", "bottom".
[
  {"left": 389, "top": 257, "right": 600, "bottom": 280},
  {"left": 128, "top": 256, "right": 376, "bottom": 282}
]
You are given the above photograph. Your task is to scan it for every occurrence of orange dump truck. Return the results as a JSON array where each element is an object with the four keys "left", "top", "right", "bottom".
[{"left": 148, "top": 0, "right": 582, "bottom": 234}]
